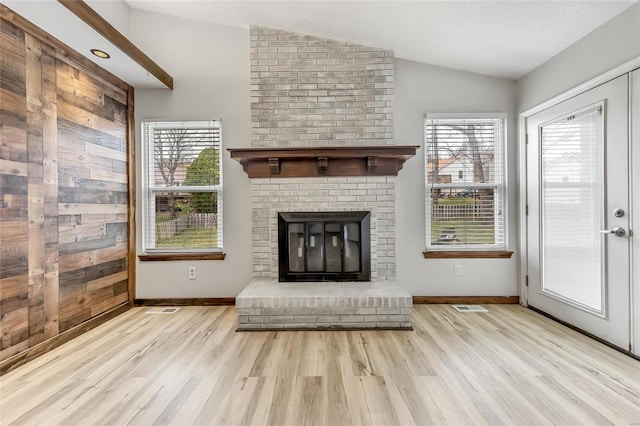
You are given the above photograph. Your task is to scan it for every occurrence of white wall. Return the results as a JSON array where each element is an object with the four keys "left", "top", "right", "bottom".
[
  {"left": 128, "top": 11, "right": 519, "bottom": 298},
  {"left": 394, "top": 59, "right": 518, "bottom": 296},
  {"left": 130, "top": 10, "right": 252, "bottom": 298},
  {"left": 517, "top": 3, "right": 640, "bottom": 112}
]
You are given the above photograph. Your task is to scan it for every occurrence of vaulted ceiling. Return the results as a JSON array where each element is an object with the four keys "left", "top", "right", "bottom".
[
  {"left": 124, "top": 0, "right": 637, "bottom": 79},
  {"left": 4, "top": 1, "right": 636, "bottom": 86}
]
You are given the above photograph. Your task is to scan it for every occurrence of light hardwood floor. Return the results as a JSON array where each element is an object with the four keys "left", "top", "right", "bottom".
[{"left": 1, "top": 305, "right": 639, "bottom": 425}]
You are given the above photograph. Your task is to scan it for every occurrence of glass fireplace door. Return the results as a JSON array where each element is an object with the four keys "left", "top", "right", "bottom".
[
  {"left": 306, "top": 222, "right": 324, "bottom": 272},
  {"left": 287, "top": 222, "right": 361, "bottom": 275},
  {"left": 279, "top": 211, "right": 370, "bottom": 281},
  {"left": 343, "top": 223, "right": 360, "bottom": 272},
  {"left": 325, "top": 223, "right": 342, "bottom": 272},
  {"left": 287, "top": 223, "right": 305, "bottom": 272}
]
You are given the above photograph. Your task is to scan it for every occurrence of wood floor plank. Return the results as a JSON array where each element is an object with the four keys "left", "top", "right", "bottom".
[
  {"left": 415, "top": 375, "right": 487, "bottom": 426},
  {"left": 245, "top": 375, "right": 277, "bottom": 426},
  {"left": 359, "top": 375, "right": 401, "bottom": 426},
  {"left": 338, "top": 352, "right": 372, "bottom": 426},
  {"left": 1, "top": 305, "right": 639, "bottom": 426},
  {"left": 211, "top": 376, "right": 264, "bottom": 426}
]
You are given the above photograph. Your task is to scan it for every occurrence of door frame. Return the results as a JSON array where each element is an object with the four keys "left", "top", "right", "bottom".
[
  {"left": 517, "top": 56, "right": 640, "bottom": 354},
  {"left": 631, "top": 69, "right": 640, "bottom": 355}
]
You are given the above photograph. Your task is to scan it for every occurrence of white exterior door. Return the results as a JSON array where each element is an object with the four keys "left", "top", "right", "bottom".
[
  {"left": 526, "top": 75, "right": 631, "bottom": 350},
  {"left": 632, "top": 69, "right": 640, "bottom": 357}
]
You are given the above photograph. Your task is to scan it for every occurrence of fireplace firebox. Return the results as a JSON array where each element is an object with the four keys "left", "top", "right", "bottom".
[{"left": 278, "top": 212, "right": 371, "bottom": 282}]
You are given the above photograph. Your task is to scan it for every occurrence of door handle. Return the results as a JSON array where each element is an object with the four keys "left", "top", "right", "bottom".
[{"left": 600, "top": 227, "right": 626, "bottom": 237}]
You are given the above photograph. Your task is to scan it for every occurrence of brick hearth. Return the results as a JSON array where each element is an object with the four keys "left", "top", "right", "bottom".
[{"left": 236, "top": 281, "right": 412, "bottom": 330}]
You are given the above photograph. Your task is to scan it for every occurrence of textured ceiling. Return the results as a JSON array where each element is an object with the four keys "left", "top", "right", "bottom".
[{"left": 124, "top": 0, "right": 636, "bottom": 79}]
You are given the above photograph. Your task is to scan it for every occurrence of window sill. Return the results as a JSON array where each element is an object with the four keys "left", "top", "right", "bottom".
[
  {"left": 423, "top": 250, "right": 513, "bottom": 259},
  {"left": 138, "top": 253, "right": 226, "bottom": 261}
]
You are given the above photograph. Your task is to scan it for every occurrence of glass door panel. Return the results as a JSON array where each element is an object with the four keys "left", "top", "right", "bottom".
[
  {"left": 343, "top": 222, "right": 360, "bottom": 272},
  {"left": 288, "top": 223, "right": 305, "bottom": 272},
  {"left": 540, "top": 106, "right": 604, "bottom": 312},
  {"left": 306, "top": 222, "right": 324, "bottom": 272},
  {"left": 325, "top": 223, "right": 342, "bottom": 272}
]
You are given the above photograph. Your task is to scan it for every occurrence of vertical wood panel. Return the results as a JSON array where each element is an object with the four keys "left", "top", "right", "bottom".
[
  {"left": 25, "top": 33, "right": 46, "bottom": 346},
  {"left": 1, "top": 17, "right": 30, "bottom": 354},
  {"left": 54, "top": 54, "right": 129, "bottom": 334},
  {"left": 0, "top": 10, "right": 131, "bottom": 362},
  {"left": 127, "top": 87, "right": 135, "bottom": 306},
  {"left": 42, "top": 41, "right": 59, "bottom": 340}
]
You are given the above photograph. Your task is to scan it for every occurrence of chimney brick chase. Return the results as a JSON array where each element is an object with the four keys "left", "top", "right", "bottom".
[
  {"left": 238, "top": 27, "right": 412, "bottom": 330},
  {"left": 250, "top": 26, "right": 394, "bottom": 148},
  {"left": 250, "top": 26, "right": 397, "bottom": 281}
]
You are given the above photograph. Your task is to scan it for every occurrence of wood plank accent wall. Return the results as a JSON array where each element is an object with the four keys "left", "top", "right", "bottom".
[{"left": 0, "top": 11, "right": 132, "bottom": 363}]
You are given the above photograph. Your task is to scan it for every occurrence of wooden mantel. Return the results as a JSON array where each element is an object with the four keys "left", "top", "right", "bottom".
[{"left": 227, "top": 146, "right": 419, "bottom": 178}]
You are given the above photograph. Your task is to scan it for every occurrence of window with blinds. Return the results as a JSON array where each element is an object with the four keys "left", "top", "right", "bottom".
[
  {"left": 142, "top": 120, "right": 222, "bottom": 252},
  {"left": 425, "top": 115, "right": 506, "bottom": 250}
]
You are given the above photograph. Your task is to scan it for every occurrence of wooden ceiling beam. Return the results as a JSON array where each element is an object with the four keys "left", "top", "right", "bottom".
[{"left": 58, "top": 0, "right": 173, "bottom": 90}]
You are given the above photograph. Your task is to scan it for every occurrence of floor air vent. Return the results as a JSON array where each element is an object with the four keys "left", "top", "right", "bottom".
[
  {"left": 145, "top": 308, "right": 180, "bottom": 315},
  {"left": 452, "top": 305, "right": 488, "bottom": 313}
]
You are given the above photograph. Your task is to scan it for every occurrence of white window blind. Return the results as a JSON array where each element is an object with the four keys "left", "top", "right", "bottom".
[
  {"left": 541, "top": 105, "right": 603, "bottom": 310},
  {"left": 142, "top": 120, "right": 223, "bottom": 252},
  {"left": 425, "top": 116, "right": 506, "bottom": 250}
]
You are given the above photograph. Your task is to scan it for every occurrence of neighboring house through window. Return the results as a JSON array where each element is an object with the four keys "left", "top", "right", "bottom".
[
  {"left": 425, "top": 114, "right": 507, "bottom": 251},
  {"left": 142, "top": 120, "right": 223, "bottom": 252}
]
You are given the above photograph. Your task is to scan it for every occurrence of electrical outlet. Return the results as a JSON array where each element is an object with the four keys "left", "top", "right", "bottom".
[
  {"left": 454, "top": 265, "right": 462, "bottom": 276},
  {"left": 188, "top": 266, "right": 196, "bottom": 280}
]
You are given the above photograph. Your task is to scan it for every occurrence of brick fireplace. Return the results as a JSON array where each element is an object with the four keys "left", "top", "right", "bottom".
[{"left": 232, "top": 26, "right": 415, "bottom": 330}]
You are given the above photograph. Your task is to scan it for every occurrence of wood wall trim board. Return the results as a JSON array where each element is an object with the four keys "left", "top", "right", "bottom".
[
  {"left": 138, "top": 253, "right": 226, "bottom": 261},
  {"left": 127, "top": 87, "right": 136, "bottom": 306},
  {"left": 0, "top": 303, "right": 130, "bottom": 376},
  {"left": 135, "top": 298, "right": 236, "bottom": 306},
  {"left": 412, "top": 296, "right": 519, "bottom": 304},
  {"left": 0, "top": 4, "right": 128, "bottom": 92},
  {"left": 423, "top": 250, "right": 514, "bottom": 259},
  {"left": 57, "top": 0, "right": 173, "bottom": 90}
]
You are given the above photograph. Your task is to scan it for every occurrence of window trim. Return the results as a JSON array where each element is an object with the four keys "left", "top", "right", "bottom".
[
  {"left": 422, "top": 250, "right": 513, "bottom": 259},
  {"left": 424, "top": 113, "right": 509, "bottom": 255},
  {"left": 141, "top": 119, "right": 224, "bottom": 254},
  {"left": 138, "top": 253, "right": 226, "bottom": 261}
]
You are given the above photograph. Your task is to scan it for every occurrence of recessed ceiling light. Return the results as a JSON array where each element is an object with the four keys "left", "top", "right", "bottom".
[{"left": 90, "top": 49, "right": 110, "bottom": 59}]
